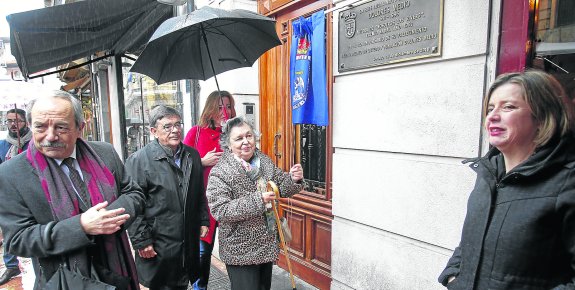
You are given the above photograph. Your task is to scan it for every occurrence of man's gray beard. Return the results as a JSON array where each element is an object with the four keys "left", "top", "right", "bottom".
[{"left": 8, "top": 126, "right": 29, "bottom": 138}]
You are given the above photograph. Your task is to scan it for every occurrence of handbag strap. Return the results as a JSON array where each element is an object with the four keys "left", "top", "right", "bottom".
[{"left": 194, "top": 126, "right": 201, "bottom": 148}]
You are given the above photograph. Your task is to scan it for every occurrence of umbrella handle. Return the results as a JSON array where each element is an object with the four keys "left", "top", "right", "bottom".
[
  {"left": 200, "top": 24, "right": 221, "bottom": 93},
  {"left": 268, "top": 181, "right": 297, "bottom": 290},
  {"left": 201, "top": 24, "right": 229, "bottom": 121}
]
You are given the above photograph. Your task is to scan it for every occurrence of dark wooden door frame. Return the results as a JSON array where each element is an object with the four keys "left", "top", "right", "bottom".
[{"left": 258, "top": 0, "right": 334, "bottom": 288}]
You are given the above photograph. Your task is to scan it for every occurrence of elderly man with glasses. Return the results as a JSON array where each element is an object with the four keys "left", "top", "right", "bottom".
[
  {"left": 125, "top": 105, "right": 208, "bottom": 290},
  {"left": 0, "top": 108, "right": 31, "bottom": 285}
]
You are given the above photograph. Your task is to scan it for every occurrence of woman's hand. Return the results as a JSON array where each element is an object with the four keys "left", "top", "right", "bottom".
[
  {"left": 262, "top": 191, "right": 276, "bottom": 203},
  {"left": 289, "top": 164, "right": 304, "bottom": 182},
  {"left": 201, "top": 147, "right": 222, "bottom": 167}
]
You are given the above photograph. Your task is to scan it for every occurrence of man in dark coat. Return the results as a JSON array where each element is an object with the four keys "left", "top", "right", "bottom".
[
  {"left": 126, "top": 105, "right": 208, "bottom": 290},
  {"left": 0, "top": 108, "right": 31, "bottom": 285},
  {"left": 0, "top": 91, "right": 145, "bottom": 290}
]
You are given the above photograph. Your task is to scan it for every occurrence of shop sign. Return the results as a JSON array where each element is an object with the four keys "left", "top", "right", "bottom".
[{"left": 338, "top": 0, "right": 443, "bottom": 72}]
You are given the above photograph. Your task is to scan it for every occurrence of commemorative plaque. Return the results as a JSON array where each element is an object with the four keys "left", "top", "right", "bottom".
[{"left": 338, "top": 0, "right": 443, "bottom": 72}]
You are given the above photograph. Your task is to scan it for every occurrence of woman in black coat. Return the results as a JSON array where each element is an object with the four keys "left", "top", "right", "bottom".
[{"left": 439, "top": 71, "right": 575, "bottom": 289}]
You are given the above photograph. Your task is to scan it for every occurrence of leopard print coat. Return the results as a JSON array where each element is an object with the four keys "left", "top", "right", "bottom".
[{"left": 206, "top": 149, "right": 302, "bottom": 265}]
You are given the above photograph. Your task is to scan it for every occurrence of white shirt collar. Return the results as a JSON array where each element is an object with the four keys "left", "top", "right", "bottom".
[{"left": 54, "top": 147, "right": 77, "bottom": 166}]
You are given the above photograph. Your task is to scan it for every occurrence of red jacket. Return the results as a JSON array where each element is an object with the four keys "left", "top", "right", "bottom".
[{"left": 183, "top": 125, "right": 222, "bottom": 244}]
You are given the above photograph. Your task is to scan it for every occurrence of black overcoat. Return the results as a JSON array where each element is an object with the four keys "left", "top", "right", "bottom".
[
  {"left": 125, "top": 140, "right": 208, "bottom": 288},
  {"left": 439, "top": 136, "right": 575, "bottom": 289}
]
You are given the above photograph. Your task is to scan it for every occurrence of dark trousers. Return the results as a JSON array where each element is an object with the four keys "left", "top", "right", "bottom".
[
  {"left": 196, "top": 239, "right": 214, "bottom": 287},
  {"left": 226, "top": 262, "right": 273, "bottom": 290},
  {"left": 3, "top": 252, "right": 19, "bottom": 269}
]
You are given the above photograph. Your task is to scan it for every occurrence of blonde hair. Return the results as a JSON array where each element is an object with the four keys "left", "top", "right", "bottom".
[
  {"left": 483, "top": 70, "right": 573, "bottom": 147},
  {"left": 198, "top": 91, "right": 236, "bottom": 128}
]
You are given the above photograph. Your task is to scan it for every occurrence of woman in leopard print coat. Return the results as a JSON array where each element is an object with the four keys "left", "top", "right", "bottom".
[{"left": 206, "top": 116, "right": 303, "bottom": 290}]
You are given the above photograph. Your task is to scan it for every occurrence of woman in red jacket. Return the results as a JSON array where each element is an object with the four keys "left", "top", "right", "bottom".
[{"left": 183, "top": 90, "right": 236, "bottom": 290}]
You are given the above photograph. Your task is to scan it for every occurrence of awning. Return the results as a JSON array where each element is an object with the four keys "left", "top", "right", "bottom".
[
  {"left": 536, "top": 42, "right": 575, "bottom": 56},
  {"left": 7, "top": 0, "right": 172, "bottom": 78}
]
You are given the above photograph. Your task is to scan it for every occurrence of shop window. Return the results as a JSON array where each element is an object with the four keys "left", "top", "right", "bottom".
[
  {"left": 122, "top": 59, "right": 180, "bottom": 156},
  {"left": 533, "top": 0, "right": 574, "bottom": 99},
  {"left": 557, "top": 0, "right": 575, "bottom": 27}
]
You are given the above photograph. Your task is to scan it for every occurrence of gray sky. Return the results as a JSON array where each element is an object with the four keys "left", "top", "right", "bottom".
[{"left": 0, "top": 0, "right": 44, "bottom": 37}]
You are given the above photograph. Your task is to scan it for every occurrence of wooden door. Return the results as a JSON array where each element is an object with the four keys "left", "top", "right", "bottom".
[{"left": 259, "top": 0, "right": 333, "bottom": 289}]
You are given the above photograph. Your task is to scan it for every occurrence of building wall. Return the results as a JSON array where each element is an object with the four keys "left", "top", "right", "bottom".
[{"left": 330, "top": 0, "right": 497, "bottom": 289}]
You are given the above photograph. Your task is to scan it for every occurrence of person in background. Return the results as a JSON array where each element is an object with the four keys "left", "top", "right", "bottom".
[
  {"left": 183, "top": 90, "right": 236, "bottom": 290},
  {"left": 0, "top": 91, "right": 145, "bottom": 290},
  {"left": 126, "top": 105, "right": 208, "bottom": 290},
  {"left": 0, "top": 108, "right": 31, "bottom": 163},
  {"left": 438, "top": 71, "right": 575, "bottom": 289},
  {"left": 0, "top": 108, "right": 30, "bottom": 285},
  {"left": 207, "top": 116, "right": 303, "bottom": 290}
]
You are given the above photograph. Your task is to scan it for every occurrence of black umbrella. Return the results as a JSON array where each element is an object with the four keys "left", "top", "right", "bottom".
[{"left": 130, "top": 6, "right": 282, "bottom": 90}]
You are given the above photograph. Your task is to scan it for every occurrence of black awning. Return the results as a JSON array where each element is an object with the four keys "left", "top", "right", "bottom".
[{"left": 7, "top": 0, "right": 172, "bottom": 78}]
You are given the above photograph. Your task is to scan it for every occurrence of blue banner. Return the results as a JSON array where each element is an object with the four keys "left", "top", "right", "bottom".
[{"left": 290, "top": 11, "right": 328, "bottom": 126}]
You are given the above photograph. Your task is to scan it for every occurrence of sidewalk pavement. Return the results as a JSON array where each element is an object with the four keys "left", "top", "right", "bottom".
[
  {"left": 0, "top": 246, "right": 318, "bottom": 290},
  {"left": 207, "top": 256, "right": 319, "bottom": 290}
]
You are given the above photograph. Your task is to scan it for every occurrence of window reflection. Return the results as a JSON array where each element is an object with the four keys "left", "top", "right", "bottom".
[
  {"left": 123, "top": 71, "right": 179, "bottom": 156},
  {"left": 299, "top": 124, "right": 326, "bottom": 195}
]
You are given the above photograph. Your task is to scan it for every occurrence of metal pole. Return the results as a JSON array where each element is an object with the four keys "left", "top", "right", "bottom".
[
  {"left": 188, "top": 0, "right": 201, "bottom": 125},
  {"left": 89, "top": 58, "right": 100, "bottom": 141},
  {"left": 140, "top": 76, "right": 146, "bottom": 146},
  {"left": 113, "top": 55, "right": 129, "bottom": 160}
]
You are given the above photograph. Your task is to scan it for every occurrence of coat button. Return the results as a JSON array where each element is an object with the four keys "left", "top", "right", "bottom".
[{"left": 473, "top": 164, "right": 479, "bottom": 168}]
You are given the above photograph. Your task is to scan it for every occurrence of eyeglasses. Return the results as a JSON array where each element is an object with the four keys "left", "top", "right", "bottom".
[
  {"left": 160, "top": 122, "right": 183, "bottom": 132},
  {"left": 4, "top": 119, "right": 26, "bottom": 125}
]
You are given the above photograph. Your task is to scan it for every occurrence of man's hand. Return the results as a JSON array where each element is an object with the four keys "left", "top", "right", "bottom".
[
  {"left": 80, "top": 201, "right": 130, "bottom": 235},
  {"left": 200, "top": 226, "right": 209, "bottom": 238},
  {"left": 138, "top": 244, "right": 157, "bottom": 259}
]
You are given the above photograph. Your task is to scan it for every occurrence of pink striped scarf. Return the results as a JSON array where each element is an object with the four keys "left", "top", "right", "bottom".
[{"left": 26, "top": 138, "right": 139, "bottom": 290}]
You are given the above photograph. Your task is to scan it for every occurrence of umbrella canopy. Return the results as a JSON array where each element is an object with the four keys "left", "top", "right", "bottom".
[
  {"left": 130, "top": 6, "right": 282, "bottom": 84},
  {"left": 7, "top": 0, "right": 172, "bottom": 78}
]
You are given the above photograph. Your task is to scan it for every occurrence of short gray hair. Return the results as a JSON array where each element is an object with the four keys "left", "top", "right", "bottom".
[
  {"left": 149, "top": 105, "right": 182, "bottom": 128},
  {"left": 220, "top": 116, "right": 259, "bottom": 150},
  {"left": 28, "top": 90, "right": 84, "bottom": 128}
]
